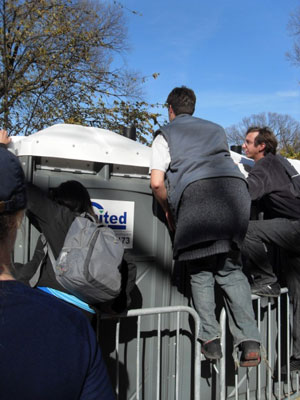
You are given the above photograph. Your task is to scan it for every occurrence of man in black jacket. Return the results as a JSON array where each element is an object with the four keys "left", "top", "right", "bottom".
[{"left": 241, "top": 126, "right": 300, "bottom": 372}]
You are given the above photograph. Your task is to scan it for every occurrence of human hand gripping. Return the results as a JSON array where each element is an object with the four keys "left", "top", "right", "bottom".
[
  {"left": 0, "top": 130, "right": 11, "bottom": 145},
  {"left": 165, "top": 209, "right": 176, "bottom": 232}
]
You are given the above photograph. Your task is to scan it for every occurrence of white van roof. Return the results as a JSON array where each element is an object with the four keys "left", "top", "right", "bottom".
[{"left": 10, "top": 124, "right": 151, "bottom": 168}]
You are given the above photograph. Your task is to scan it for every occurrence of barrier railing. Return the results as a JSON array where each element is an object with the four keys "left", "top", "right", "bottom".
[
  {"left": 100, "top": 291, "right": 299, "bottom": 399},
  {"left": 220, "top": 288, "right": 300, "bottom": 400},
  {"left": 100, "top": 305, "right": 201, "bottom": 400}
]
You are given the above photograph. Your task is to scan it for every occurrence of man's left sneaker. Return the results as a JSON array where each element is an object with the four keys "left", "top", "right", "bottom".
[
  {"left": 251, "top": 282, "right": 281, "bottom": 297},
  {"left": 281, "top": 357, "right": 300, "bottom": 375},
  {"left": 239, "top": 340, "right": 261, "bottom": 367},
  {"left": 201, "top": 338, "right": 223, "bottom": 360}
]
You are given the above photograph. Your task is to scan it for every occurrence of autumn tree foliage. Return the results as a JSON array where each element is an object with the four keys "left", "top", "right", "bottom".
[
  {"left": 0, "top": 0, "right": 161, "bottom": 141},
  {"left": 69, "top": 99, "right": 161, "bottom": 145},
  {"left": 226, "top": 112, "right": 300, "bottom": 159}
]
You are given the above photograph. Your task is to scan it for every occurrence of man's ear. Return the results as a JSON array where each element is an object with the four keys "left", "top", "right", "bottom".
[
  {"left": 259, "top": 142, "right": 266, "bottom": 152},
  {"left": 168, "top": 105, "right": 176, "bottom": 121}
]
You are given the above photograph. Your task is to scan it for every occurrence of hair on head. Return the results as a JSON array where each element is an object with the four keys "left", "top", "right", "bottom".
[
  {"left": 0, "top": 210, "right": 23, "bottom": 241},
  {"left": 246, "top": 126, "right": 278, "bottom": 155},
  {"left": 50, "top": 180, "right": 93, "bottom": 214},
  {"left": 166, "top": 86, "right": 196, "bottom": 116}
]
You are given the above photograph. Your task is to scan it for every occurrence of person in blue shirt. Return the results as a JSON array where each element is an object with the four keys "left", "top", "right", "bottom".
[{"left": 0, "top": 130, "right": 115, "bottom": 400}]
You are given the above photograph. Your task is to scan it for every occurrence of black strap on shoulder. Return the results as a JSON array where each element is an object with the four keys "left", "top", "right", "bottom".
[
  {"left": 29, "top": 235, "right": 48, "bottom": 287},
  {"left": 277, "top": 155, "right": 300, "bottom": 197},
  {"left": 80, "top": 212, "right": 98, "bottom": 223}
]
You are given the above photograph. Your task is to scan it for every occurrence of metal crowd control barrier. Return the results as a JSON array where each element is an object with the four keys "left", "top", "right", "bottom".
[
  {"left": 100, "top": 291, "right": 299, "bottom": 400},
  {"left": 220, "top": 288, "right": 300, "bottom": 400},
  {"left": 100, "top": 305, "right": 201, "bottom": 400}
]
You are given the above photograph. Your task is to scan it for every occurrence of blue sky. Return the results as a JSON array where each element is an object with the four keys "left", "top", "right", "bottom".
[{"left": 122, "top": 0, "right": 300, "bottom": 130}]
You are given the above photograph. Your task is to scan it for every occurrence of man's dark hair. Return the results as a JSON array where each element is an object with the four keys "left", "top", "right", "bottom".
[
  {"left": 50, "top": 180, "right": 93, "bottom": 214},
  {"left": 246, "top": 126, "right": 278, "bottom": 155},
  {"left": 166, "top": 86, "right": 196, "bottom": 116}
]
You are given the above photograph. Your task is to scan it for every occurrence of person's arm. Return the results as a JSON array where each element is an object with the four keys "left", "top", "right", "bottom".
[
  {"left": 14, "top": 235, "right": 46, "bottom": 284},
  {"left": 26, "top": 183, "right": 74, "bottom": 257},
  {"left": 26, "top": 183, "right": 56, "bottom": 223},
  {"left": 246, "top": 164, "right": 269, "bottom": 201},
  {"left": 150, "top": 169, "right": 168, "bottom": 212},
  {"left": 150, "top": 169, "right": 175, "bottom": 231},
  {"left": 150, "top": 134, "right": 175, "bottom": 231}
]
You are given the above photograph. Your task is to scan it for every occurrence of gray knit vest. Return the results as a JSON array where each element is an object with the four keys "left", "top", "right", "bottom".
[{"left": 156, "top": 114, "right": 246, "bottom": 216}]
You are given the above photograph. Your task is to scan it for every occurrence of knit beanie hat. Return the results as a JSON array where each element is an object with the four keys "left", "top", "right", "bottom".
[{"left": 0, "top": 147, "right": 27, "bottom": 213}]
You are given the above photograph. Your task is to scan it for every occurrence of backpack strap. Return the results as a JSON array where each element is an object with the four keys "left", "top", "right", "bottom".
[
  {"left": 277, "top": 155, "right": 300, "bottom": 197},
  {"left": 277, "top": 154, "right": 299, "bottom": 178},
  {"left": 29, "top": 235, "right": 58, "bottom": 287},
  {"left": 29, "top": 234, "right": 48, "bottom": 287},
  {"left": 80, "top": 212, "right": 98, "bottom": 223},
  {"left": 46, "top": 240, "right": 57, "bottom": 269}
]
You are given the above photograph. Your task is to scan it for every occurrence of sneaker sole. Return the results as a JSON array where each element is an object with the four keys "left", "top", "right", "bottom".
[
  {"left": 240, "top": 350, "right": 261, "bottom": 367},
  {"left": 281, "top": 360, "right": 300, "bottom": 374},
  {"left": 251, "top": 292, "right": 280, "bottom": 297},
  {"left": 201, "top": 349, "right": 223, "bottom": 360},
  {"left": 240, "top": 357, "right": 261, "bottom": 367}
]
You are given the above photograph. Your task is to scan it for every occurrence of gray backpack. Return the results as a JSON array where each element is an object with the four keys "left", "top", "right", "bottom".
[{"left": 31, "top": 214, "right": 124, "bottom": 305}]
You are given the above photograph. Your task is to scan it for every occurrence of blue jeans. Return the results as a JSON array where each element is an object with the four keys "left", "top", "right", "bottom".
[{"left": 188, "top": 250, "right": 260, "bottom": 347}]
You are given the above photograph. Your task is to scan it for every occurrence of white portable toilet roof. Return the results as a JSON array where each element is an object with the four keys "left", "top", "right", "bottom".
[
  {"left": 10, "top": 124, "right": 151, "bottom": 168},
  {"left": 9, "top": 123, "right": 300, "bottom": 174}
]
